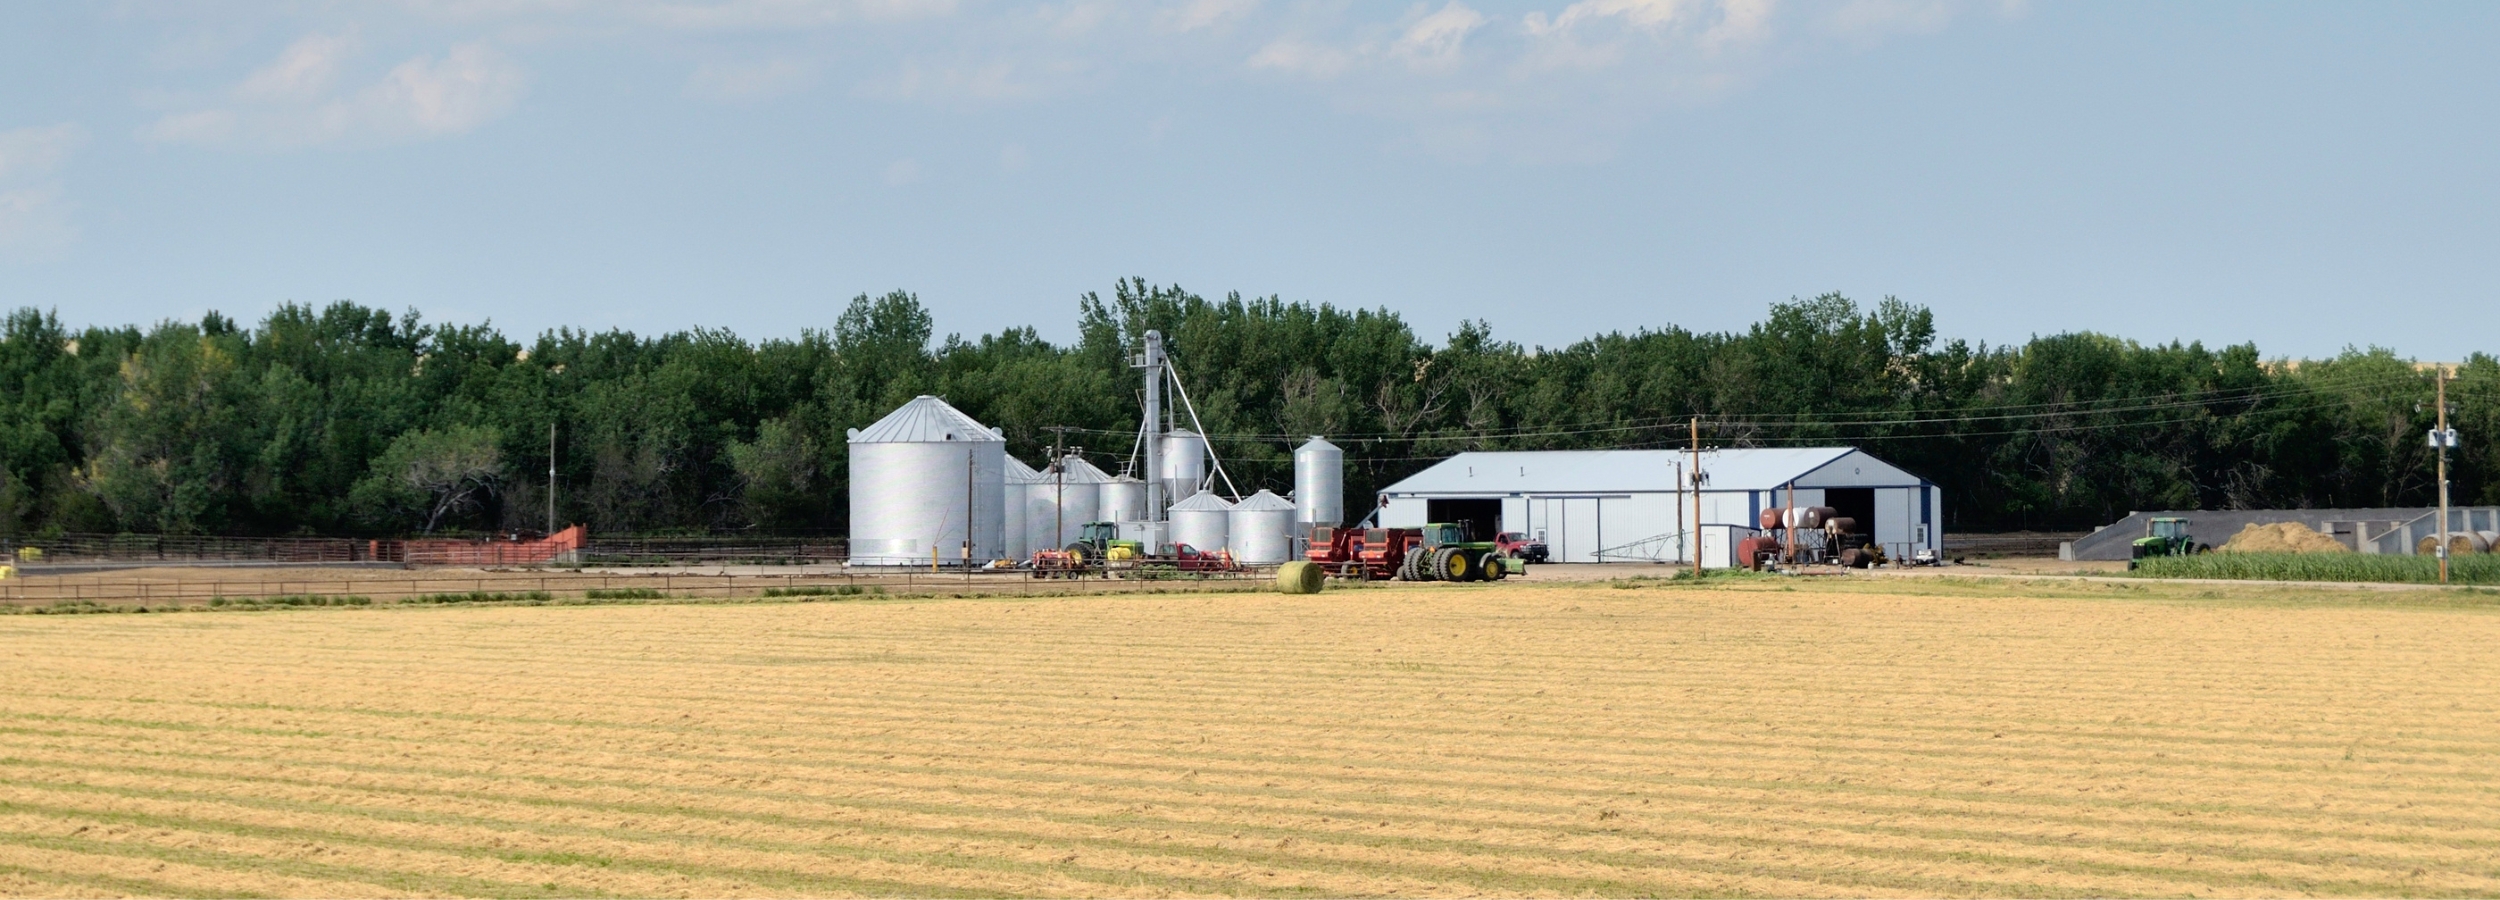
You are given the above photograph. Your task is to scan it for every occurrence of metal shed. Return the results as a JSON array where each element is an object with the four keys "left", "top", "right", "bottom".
[{"left": 1374, "top": 447, "right": 1941, "bottom": 568}]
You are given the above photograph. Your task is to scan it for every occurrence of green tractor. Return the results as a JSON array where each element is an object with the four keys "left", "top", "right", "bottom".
[
  {"left": 2127, "top": 516, "right": 2204, "bottom": 569},
  {"left": 1396, "top": 522, "right": 1514, "bottom": 582},
  {"left": 1063, "top": 521, "right": 1144, "bottom": 565}
]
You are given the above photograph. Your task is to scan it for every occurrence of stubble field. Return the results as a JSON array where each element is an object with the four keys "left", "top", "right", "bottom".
[{"left": 0, "top": 577, "right": 2495, "bottom": 897}]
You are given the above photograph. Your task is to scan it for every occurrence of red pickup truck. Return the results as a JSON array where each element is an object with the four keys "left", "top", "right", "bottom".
[{"left": 1495, "top": 531, "right": 1549, "bottom": 563}]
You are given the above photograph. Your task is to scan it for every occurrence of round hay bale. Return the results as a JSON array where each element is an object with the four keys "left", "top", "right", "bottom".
[
  {"left": 1276, "top": 560, "right": 1325, "bottom": 594},
  {"left": 2416, "top": 533, "right": 2487, "bottom": 556}
]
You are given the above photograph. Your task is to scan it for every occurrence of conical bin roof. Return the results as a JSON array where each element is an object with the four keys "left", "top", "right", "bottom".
[
  {"left": 1232, "top": 489, "right": 1295, "bottom": 510},
  {"left": 846, "top": 395, "right": 1003, "bottom": 444},
  {"left": 1170, "top": 490, "right": 1235, "bottom": 511}
]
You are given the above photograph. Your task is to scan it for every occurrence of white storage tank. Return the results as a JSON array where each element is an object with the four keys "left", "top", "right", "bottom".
[
  {"left": 845, "top": 396, "right": 1006, "bottom": 566},
  {"left": 1227, "top": 489, "right": 1297, "bottom": 565},
  {"left": 1169, "top": 490, "right": 1233, "bottom": 556},
  {"left": 1003, "top": 456, "right": 1044, "bottom": 561},
  {"left": 1041, "top": 455, "right": 1111, "bottom": 547},
  {"left": 1292, "top": 436, "right": 1344, "bottom": 530},
  {"left": 1100, "top": 475, "right": 1149, "bottom": 524},
  {"left": 1159, "top": 430, "right": 1208, "bottom": 504}
]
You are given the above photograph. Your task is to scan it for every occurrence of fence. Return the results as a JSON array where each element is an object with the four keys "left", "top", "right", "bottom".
[
  {"left": 0, "top": 565, "right": 1279, "bottom": 608},
  {"left": 2, "top": 531, "right": 854, "bottom": 569}
]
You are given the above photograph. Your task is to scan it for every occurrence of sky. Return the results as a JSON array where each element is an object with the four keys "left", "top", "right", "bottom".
[{"left": 1, "top": 1, "right": 2496, "bottom": 359}]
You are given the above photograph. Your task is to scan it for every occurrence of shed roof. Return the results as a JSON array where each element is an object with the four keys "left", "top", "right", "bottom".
[
  {"left": 846, "top": 395, "right": 1002, "bottom": 444},
  {"left": 1381, "top": 447, "right": 1917, "bottom": 495}
]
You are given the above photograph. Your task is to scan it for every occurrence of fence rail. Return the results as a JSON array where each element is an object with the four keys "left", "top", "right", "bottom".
[
  {"left": 2, "top": 533, "right": 855, "bottom": 568},
  {"left": 0, "top": 566, "right": 1276, "bottom": 608}
]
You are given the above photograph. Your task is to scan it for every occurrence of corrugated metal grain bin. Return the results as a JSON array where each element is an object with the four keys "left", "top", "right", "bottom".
[
  {"left": 1227, "top": 489, "right": 1297, "bottom": 565},
  {"left": 846, "top": 396, "right": 1005, "bottom": 565}
]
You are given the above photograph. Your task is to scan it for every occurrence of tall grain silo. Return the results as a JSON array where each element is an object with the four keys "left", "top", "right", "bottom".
[
  {"left": 1003, "top": 456, "right": 1044, "bottom": 562},
  {"left": 1158, "top": 430, "right": 1208, "bottom": 506},
  {"left": 1169, "top": 490, "right": 1233, "bottom": 555},
  {"left": 1292, "top": 436, "right": 1344, "bottom": 530},
  {"left": 1227, "top": 489, "right": 1297, "bottom": 565},
  {"left": 1100, "top": 474, "right": 1149, "bottom": 524},
  {"left": 845, "top": 395, "right": 1005, "bottom": 566},
  {"left": 1042, "top": 455, "right": 1111, "bottom": 547}
]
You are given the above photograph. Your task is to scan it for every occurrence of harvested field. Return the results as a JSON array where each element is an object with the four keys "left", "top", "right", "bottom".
[{"left": 0, "top": 578, "right": 2495, "bottom": 897}]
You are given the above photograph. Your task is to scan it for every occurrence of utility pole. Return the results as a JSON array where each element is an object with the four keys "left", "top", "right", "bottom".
[
  {"left": 1046, "top": 426, "right": 1076, "bottom": 550},
  {"left": 2436, "top": 367, "right": 2455, "bottom": 584},
  {"left": 964, "top": 444, "right": 976, "bottom": 573},
  {"left": 546, "top": 421, "right": 557, "bottom": 536},
  {"left": 1689, "top": 416, "right": 1703, "bottom": 578},
  {"left": 1782, "top": 479, "right": 1797, "bottom": 568}
]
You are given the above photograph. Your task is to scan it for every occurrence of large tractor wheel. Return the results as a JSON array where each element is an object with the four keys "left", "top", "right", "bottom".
[
  {"left": 1483, "top": 554, "right": 1509, "bottom": 581},
  {"left": 1435, "top": 547, "right": 1476, "bottom": 582},
  {"left": 1396, "top": 550, "right": 1422, "bottom": 581},
  {"left": 1062, "top": 544, "right": 1091, "bottom": 568}
]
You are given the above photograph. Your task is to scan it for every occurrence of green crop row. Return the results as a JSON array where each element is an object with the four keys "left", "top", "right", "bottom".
[{"left": 2129, "top": 553, "right": 2500, "bottom": 584}]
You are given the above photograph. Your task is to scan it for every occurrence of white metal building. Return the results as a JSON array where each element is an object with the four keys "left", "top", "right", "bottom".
[{"left": 1374, "top": 447, "right": 1941, "bottom": 568}]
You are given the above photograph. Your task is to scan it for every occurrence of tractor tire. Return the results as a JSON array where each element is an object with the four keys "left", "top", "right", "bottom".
[
  {"left": 1483, "top": 555, "right": 1509, "bottom": 581},
  {"left": 1434, "top": 548, "right": 1474, "bottom": 582},
  {"left": 1396, "top": 551, "right": 1423, "bottom": 582}
]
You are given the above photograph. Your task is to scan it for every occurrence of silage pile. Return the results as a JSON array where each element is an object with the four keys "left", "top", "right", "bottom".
[{"left": 2218, "top": 521, "right": 2349, "bottom": 554}]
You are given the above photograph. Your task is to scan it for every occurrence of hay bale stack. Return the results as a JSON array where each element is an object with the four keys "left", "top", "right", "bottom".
[
  {"left": 2219, "top": 522, "right": 2349, "bottom": 554},
  {"left": 1275, "top": 561, "right": 1325, "bottom": 594},
  {"left": 2415, "top": 533, "right": 2490, "bottom": 556}
]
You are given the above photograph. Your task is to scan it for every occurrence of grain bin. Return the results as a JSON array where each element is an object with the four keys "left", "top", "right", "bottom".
[
  {"left": 1100, "top": 475, "right": 1149, "bottom": 525},
  {"left": 1020, "top": 461, "right": 1060, "bottom": 559},
  {"left": 1159, "top": 430, "right": 1208, "bottom": 503},
  {"left": 1292, "top": 437, "right": 1343, "bottom": 530},
  {"left": 1227, "top": 489, "right": 1297, "bottom": 565},
  {"left": 1003, "top": 456, "right": 1045, "bottom": 561},
  {"left": 1169, "top": 490, "right": 1233, "bottom": 555},
  {"left": 1041, "top": 455, "right": 1111, "bottom": 548},
  {"left": 845, "top": 395, "right": 1006, "bottom": 565}
]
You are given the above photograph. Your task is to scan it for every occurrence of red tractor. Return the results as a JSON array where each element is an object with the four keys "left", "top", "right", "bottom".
[{"left": 1305, "top": 524, "right": 1516, "bottom": 582}]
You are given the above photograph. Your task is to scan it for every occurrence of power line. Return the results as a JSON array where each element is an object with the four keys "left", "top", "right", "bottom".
[{"left": 1017, "top": 370, "right": 2423, "bottom": 448}]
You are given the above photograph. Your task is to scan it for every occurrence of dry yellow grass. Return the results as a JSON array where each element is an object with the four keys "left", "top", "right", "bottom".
[{"left": 0, "top": 577, "right": 2495, "bottom": 897}]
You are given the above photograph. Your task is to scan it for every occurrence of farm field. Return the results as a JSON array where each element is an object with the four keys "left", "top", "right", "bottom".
[{"left": 0, "top": 578, "right": 2495, "bottom": 897}]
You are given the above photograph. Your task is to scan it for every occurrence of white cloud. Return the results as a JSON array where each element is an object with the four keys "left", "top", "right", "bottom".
[
  {"left": 237, "top": 31, "right": 358, "bottom": 100},
  {"left": 1817, "top": 0, "right": 1954, "bottom": 42},
  {"left": 0, "top": 124, "right": 87, "bottom": 181},
  {"left": 0, "top": 124, "right": 85, "bottom": 260},
  {"left": 1525, "top": 0, "right": 1695, "bottom": 36},
  {"left": 1706, "top": 0, "right": 1775, "bottom": 46},
  {"left": 1392, "top": 2, "right": 1486, "bottom": 70},
  {"left": 146, "top": 40, "right": 526, "bottom": 149},
  {"left": 1161, "top": 0, "right": 1257, "bottom": 33},
  {"left": 633, "top": 0, "right": 957, "bottom": 30},
  {"left": 1248, "top": 39, "right": 1356, "bottom": 79},
  {"left": 686, "top": 59, "right": 814, "bottom": 101},
  {"left": 0, "top": 186, "right": 77, "bottom": 260}
]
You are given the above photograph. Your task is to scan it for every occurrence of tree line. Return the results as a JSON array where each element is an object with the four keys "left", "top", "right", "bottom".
[{"left": 1, "top": 280, "right": 2487, "bottom": 539}]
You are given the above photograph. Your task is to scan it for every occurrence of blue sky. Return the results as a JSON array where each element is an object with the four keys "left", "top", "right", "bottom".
[{"left": 2, "top": 1, "right": 2495, "bottom": 359}]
